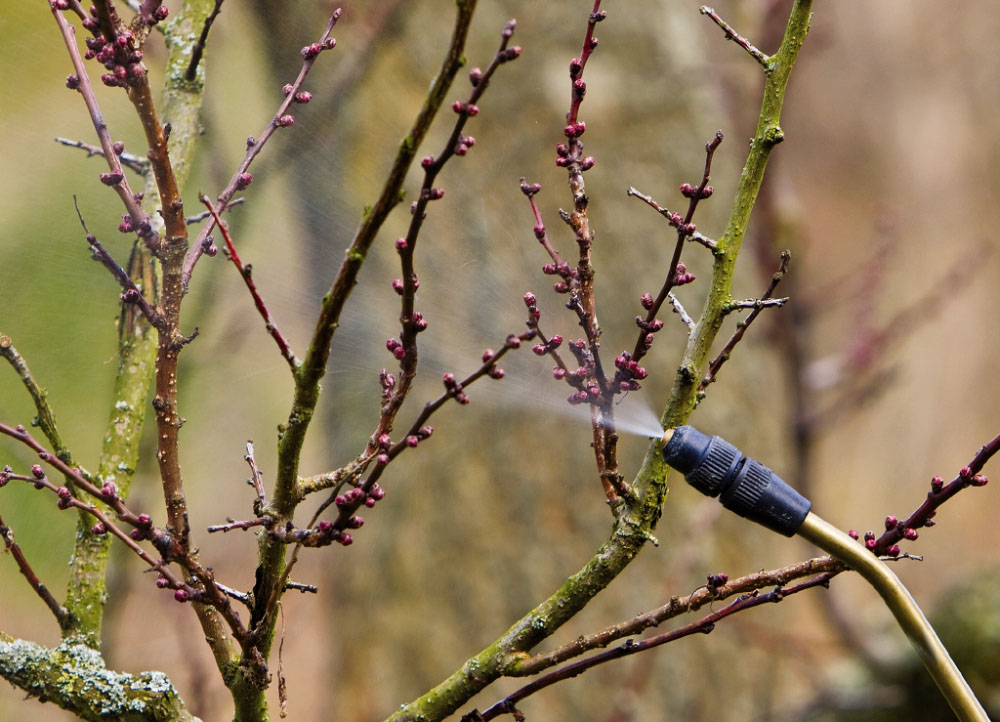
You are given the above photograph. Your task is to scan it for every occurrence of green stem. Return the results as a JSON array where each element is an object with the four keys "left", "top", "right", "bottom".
[
  {"left": 385, "top": 2, "right": 814, "bottom": 719},
  {"left": 247, "top": 2, "right": 480, "bottom": 704}
]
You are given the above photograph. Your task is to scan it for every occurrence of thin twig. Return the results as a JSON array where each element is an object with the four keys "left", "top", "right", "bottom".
[
  {"left": 0, "top": 510, "right": 71, "bottom": 629},
  {"left": 185, "top": 0, "right": 225, "bottom": 81},
  {"left": 54, "top": 136, "right": 150, "bottom": 174},
  {"left": 207, "top": 517, "right": 272, "bottom": 534},
  {"left": 183, "top": 10, "right": 343, "bottom": 288},
  {"left": 185, "top": 197, "right": 245, "bottom": 225},
  {"left": 700, "top": 6, "right": 771, "bottom": 68},
  {"left": 0, "top": 335, "right": 74, "bottom": 469},
  {"left": 49, "top": 6, "right": 156, "bottom": 250},
  {"left": 0, "top": 422, "right": 252, "bottom": 648},
  {"left": 475, "top": 574, "right": 832, "bottom": 720},
  {"left": 699, "top": 251, "right": 790, "bottom": 392},
  {"left": 200, "top": 196, "right": 298, "bottom": 370},
  {"left": 74, "top": 197, "right": 164, "bottom": 329},
  {"left": 666, "top": 292, "right": 695, "bottom": 331},
  {"left": 512, "top": 555, "right": 842, "bottom": 677}
]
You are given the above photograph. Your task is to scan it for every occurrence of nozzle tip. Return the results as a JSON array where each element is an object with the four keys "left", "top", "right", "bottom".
[{"left": 661, "top": 427, "right": 675, "bottom": 445}]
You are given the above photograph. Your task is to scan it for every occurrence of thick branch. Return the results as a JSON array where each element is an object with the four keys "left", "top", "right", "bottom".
[{"left": 0, "top": 635, "right": 198, "bottom": 722}]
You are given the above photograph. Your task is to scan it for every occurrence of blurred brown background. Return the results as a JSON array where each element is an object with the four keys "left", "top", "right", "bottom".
[{"left": 1, "top": 1, "right": 999, "bottom": 720}]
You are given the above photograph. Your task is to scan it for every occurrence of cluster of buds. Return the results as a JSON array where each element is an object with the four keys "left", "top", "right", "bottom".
[
  {"left": 101, "top": 480, "right": 118, "bottom": 500},
  {"left": 129, "top": 513, "right": 153, "bottom": 541},
  {"left": 379, "top": 369, "right": 396, "bottom": 400},
  {"left": 541, "top": 259, "right": 579, "bottom": 294},
  {"left": 442, "top": 372, "right": 470, "bottom": 405},
  {"left": 499, "top": 45, "right": 522, "bottom": 63},
  {"left": 454, "top": 134, "right": 477, "bottom": 157},
  {"left": 55, "top": 486, "right": 73, "bottom": 510},
  {"left": 452, "top": 100, "right": 480, "bottom": 116},
  {"left": 315, "top": 519, "right": 352, "bottom": 547},
  {"left": 79, "top": 17, "right": 146, "bottom": 88},
  {"left": 672, "top": 261, "right": 696, "bottom": 286},
  {"left": 385, "top": 338, "right": 406, "bottom": 361},
  {"left": 531, "top": 335, "right": 563, "bottom": 357},
  {"left": 481, "top": 349, "right": 505, "bottom": 380},
  {"left": 563, "top": 121, "right": 586, "bottom": 139},
  {"left": 959, "top": 466, "right": 989, "bottom": 487},
  {"left": 612, "top": 350, "right": 648, "bottom": 392},
  {"left": 523, "top": 292, "right": 541, "bottom": 323},
  {"left": 408, "top": 311, "right": 428, "bottom": 333},
  {"left": 680, "top": 182, "right": 714, "bottom": 199},
  {"left": 99, "top": 170, "right": 124, "bottom": 186},
  {"left": 562, "top": 338, "right": 601, "bottom": 405},
  {"left": 519, "top": 180, "right": 542, "bottom": 198},
  {"left": 706, "top": 572, "right": 729, "bottom": 592},
  {"left": 554, "top": 139, "right": 594, "bottom": 171},
  {"left": 334, "top": 481, "right": 385, "bottom": 513},
  {"left": 300, "top": 36, "right": 336, "bottom": 60}
]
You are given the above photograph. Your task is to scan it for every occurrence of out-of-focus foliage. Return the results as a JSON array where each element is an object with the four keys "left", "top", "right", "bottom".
[{"left": 1, "top": 1, "right": 999, "bottom": 720}]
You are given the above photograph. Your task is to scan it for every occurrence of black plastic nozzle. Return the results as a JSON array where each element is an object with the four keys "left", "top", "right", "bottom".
[{"left": 662, "top": 426, "right": 811, "bottom": 536}]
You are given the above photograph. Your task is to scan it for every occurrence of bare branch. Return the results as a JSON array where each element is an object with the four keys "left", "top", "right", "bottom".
[{"left": 700, "top": 6, "right": 770, "bottom": 68}]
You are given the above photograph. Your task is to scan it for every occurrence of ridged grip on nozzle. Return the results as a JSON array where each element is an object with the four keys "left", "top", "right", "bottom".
[
  {"left": 662, "top": 426, "right": 812, "bottom": 536},
  {"left": 663, "top": 426, "right": 740, "bottom": 497}
]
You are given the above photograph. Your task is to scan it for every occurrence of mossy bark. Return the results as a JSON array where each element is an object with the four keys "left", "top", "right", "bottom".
[{"left": 0, "top": 634, "right": 198, "bottom": 722}]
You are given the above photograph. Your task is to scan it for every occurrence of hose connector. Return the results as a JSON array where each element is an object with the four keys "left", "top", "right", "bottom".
[{"left": 662, "top": 426, "right": 811, "bottom": 536}]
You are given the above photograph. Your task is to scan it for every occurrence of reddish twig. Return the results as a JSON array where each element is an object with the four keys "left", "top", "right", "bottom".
[
  {"left": 699, "top": 250, "right": 790, "bottom": 392},
  {"left": 376, "top": 18, "right": 521, "bottom": 442},
  {"left": 183, "top": 10, "right": 342, "bottom": 288},
  {"left": 870, "top": 432, "right": 999, "bottom": 556},
  {"left": 49, "top": 6, "right": 156, "bottom": 250},
  {"left": 199, "top": 196, "right": 298, "bottom": 369},
  {"left": 0, "top": 509, "right": 71, "bottom": 629},
  {"left": 626, "top": 131, "right": 724, "bottom": 366}
]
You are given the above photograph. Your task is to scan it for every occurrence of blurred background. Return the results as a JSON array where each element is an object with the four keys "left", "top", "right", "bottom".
[{"left": 2, "top": 1, "right": 999, "bottom": 720}]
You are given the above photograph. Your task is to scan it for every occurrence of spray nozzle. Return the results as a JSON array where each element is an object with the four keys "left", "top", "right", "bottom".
[{"left": 661, "top": 426, "right": 811, "bottom": 536}]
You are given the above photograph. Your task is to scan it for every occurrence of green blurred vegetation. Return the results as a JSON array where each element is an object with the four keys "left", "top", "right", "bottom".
[{"left": 2, "top": 1, "right": 999, "bottom": 720}]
